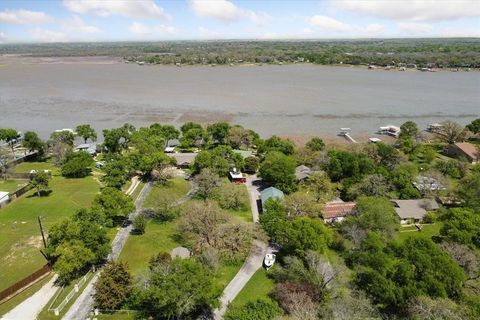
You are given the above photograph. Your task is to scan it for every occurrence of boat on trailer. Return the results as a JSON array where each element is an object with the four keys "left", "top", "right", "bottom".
[{"left": 264, "top": 253, "right": 276, "bottom": 270}]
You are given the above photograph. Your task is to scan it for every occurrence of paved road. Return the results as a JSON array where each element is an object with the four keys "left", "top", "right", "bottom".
[
  {"left": 212, "top": 175, "right": 269, "bottom": 320},
  {"left": 63, "top": 181, "right": 153, "bottom": 320},
  {"left": 1, "top": 275, "right": 59, "bottom": 320}
]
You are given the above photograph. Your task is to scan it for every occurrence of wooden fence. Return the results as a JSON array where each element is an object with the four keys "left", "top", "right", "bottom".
[{"left": 0, "top": 264, "right": 52, "bottom": 304}]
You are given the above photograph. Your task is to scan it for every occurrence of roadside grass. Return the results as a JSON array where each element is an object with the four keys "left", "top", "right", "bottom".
[
  {"left": 0, "top": 274, "right": 54, "bottom": 317},
  {"left": 37, "top": 271, "right": 96, "bottom": 320},
  {"left": 399, "top": 223, "right": 442, "bottom": 241},
  {"left": 129, "top": 181, "right": 145, "bottom": 201},
  {"left": 0, "top": 162, "right": 100, "bottom": 291},
  {"left": 97, "top": 312, "right": 134, "bottom": 320},
  {"left": 228, "top": 268, "right": 275, "bottom": 309},
  {"left": 0, "top": 179, "right": 29, "bottom": 193},
  {"left": 225, "top": 183, "right": 252, "bottom": 223}
]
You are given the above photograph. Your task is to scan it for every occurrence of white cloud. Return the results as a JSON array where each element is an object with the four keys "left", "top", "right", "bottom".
[
  {"left": 30, "top": 28, "right": 67, "bottom": 42},
  {"left": 0, "top": 9, "right": 53, "bottom": 24},
  {"left": 365, "top": 23, "right": 385, "bottom": 36},
  {"left": 197, "top": 26, "right": 219, "bottom": 38},
  {"left": 190, "top": 0, "right": 271, "bottom": 25},
  {"left": 62, "top": 16, "right": 100, "bottom": 33},
  {"left": 333, "top": 0, "right": 480, "bottom": 22},
  {"left": 398, "top": 22, "right": 433, "bottom": 34},
  {"left": 63, "top": 0, "right": 170, "bottom": 20},
  {"left": 307, "top": 15, "right": 353, "bottom": 33},
  {"left": 0, "top": 32, "right": 7, "bottom": 43},
  {"left": 129, "top": 22, "right": 176, "bottom": 35}
]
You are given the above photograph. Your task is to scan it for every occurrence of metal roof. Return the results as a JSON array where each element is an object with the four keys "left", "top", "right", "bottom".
[{"left": 260, "top": 187, "right": 284, "bottom": 204}]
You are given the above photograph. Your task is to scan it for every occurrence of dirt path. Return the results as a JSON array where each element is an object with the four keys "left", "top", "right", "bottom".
[
  {"left": 212, "top": 175, "right": 268, "bottom": 319},
  {"left": 1, "top": 275, "right": 59, "bottom": 320},
  {"left": 62, "top": 181, "right": 153, "bottom": 320}
]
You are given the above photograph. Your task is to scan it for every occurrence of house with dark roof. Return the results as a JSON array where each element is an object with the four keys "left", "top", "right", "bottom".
[
  {"left": 295, "top": 165, "right": 312, "bottom": 182},
  {"left": 447, "top": 142, "right": 479, "bottom": 164},
  {"left": 168, "top": 152, "right": 197, "bottom": 168},
  {"left": 391, "top": 199, "right": 439, "bottom": 224},
  {"left": 323, "top": 200, "right": 356, "bottom": 223}
]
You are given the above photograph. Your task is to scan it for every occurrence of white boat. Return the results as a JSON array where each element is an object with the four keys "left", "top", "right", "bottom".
[{"left": 264, "top": 253, "right": 276, "bottom": 270}]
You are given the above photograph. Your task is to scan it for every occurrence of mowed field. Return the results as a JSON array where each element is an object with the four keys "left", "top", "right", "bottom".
[{"left": 0, "top": 161, "right": 100, "bottom": 291}]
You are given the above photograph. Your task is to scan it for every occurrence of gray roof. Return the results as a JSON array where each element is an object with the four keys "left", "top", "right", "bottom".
[
  {"left": 391, "top": 199, "right": 439, "bottom": 220},
  {"left": 261, "top": 187, "right": 284, "bottom": 205},
  {"left": 233, "top": 149, "right": 253, "bottom": 159},
  {"left": 167, "top": 139, "right": 181, "bottom": 147},
  {"left": 171, "top": 247, "right": 190, "bottom": 259},
  {"left": 168, "top": 152, "right": 197, "bottom": 165},
  {"left": 295, "top": 165, "right": 312, "bottom": 181}
]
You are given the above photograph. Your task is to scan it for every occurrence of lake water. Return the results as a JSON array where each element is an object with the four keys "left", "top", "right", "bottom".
[{"left": 0, "top": 61, "right": 478, "bottom": 140}]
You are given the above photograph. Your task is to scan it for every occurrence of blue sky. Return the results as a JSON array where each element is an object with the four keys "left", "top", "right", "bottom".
[{"left": 0, "top": 0, "right": 479, "bottom": 43}]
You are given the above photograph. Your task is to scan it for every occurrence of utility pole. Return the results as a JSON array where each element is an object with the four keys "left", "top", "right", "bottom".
[{"left": 38, "top": 216, "right": 47, "bottom": 249}]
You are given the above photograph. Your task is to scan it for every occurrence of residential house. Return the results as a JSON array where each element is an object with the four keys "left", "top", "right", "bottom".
[
  {"left": 322, "top": 200, "right": 356, "bottom": 224},
  {"left": 76, "top": 143, "right": 97, "bottom": 156},
  {"left": 260, "top": 187, "right": 284, "bottom": 212},
  {"left": 446, "top": 142, "right": 479, "bottom": 164},
  {"left": 233, "top": 149, "right": 253, "bottom": 159},
  {"left": 391, "top": 199, "right": 439, "bottom": 224}
]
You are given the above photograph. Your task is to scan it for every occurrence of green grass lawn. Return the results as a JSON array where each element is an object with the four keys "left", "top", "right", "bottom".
[
  {"left": 143, "top": 177, "right": 191, "bottom": 208},
  {"left": 0, "top": 179, "right": 29, "bottom": 193},
  {"left": 226, "top": 183, "right": 252, "bottom": 223},
  {"left": 118, "top": 220, "right": 182, "bottom": 275},
  {"left": 0, "top": 163, "right": 100, "bottom": 291},
  {"left": 12, "top": 160, "right": 59, "bottom": 174},
  {"left": 399, "top": 223, "right": 442, "bottom": 241},
  {"left": 228, "top": 268, "right": 275, "bottom": 309}
]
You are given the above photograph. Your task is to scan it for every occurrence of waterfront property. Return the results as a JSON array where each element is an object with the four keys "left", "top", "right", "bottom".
[
  {"left": 228, "top": 168, "right": 246, "bottom": 183},
  {"left": 446, "top": 142, "right": 479, "bottom": 164}
]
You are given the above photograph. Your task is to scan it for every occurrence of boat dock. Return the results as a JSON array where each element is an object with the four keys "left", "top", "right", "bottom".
[{"left": 338, "top": 128, "right": 358, "bottom": 143}]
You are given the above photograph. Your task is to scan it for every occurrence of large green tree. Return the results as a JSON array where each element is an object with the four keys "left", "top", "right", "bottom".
[
  {"left": 92, "top": 187, "right": 135, "bottom": 225},
  {"left": 75, "top": 124, "right": 97, "bottom": 144},
  {"left": 225, "top": 299, "right": 283, "bottom": 320},
  {"left": 0, "top": 128, "right": 19, "bottom": 158},
  {"left": 22, "top": 131, "right": 46, "bottom": 157},
  {"left": 61, "top": 151, "right": 93, "bottom": 178},
  {"left": 259, "top": 151, "right": 297, "bottom": 193},
  {"left": 95, "top": 261, "right": 132, "bottom": 310},
  {"left": 135, "top": 258, "right": 221, "bottom": 319}
]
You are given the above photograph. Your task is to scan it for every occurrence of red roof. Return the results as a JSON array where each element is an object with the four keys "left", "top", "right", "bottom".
[{"left": 323, "top": 202, "right": 356, "bottom": 219}]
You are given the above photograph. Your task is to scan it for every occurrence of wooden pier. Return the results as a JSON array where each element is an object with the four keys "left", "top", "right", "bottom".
[{"left": 338, "top": 128, "right": 358, "bottom": 143}]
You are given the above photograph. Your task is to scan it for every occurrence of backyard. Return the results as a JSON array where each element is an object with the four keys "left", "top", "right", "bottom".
[{"left": 0, "top": 161, "right": 100, "bottom": 291}]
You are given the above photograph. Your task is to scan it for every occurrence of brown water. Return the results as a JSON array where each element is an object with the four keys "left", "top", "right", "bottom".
[{"left": 0, "top": 60, "right": 478, "bottom": 139}]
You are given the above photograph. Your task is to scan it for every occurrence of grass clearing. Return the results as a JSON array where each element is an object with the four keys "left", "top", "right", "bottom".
[
  {"left": 143, "top": 177, "right": 191, "bottom": 207},
  {"left": 229, "top": 268, "right": 275, "bottom": 309},
  {"left": 0, "top": 274, "right": 54, "bottom": 317},
  {"left": 0, "top": 179, "right": 29, "bottom": 193},
  {"left": 399, "top": 223, "right": 442, "bottom": 241},
  {"left": 13, "top": 160, "right": 58, "bottom": 175},
  {"left": 0, "top": 162, "right": 100, "bottom": 291}
]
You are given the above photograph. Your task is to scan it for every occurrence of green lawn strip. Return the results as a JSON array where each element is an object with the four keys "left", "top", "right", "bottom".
[
  {"left": 0, "top": 170, "right": 100, "bottom": 291},
  {"left": 97, "top": 312, "right": 135, "bottom": 320},
  {"left": 228, "top": 268, "right": 275, "bottom": 309},
  {"left": 143, "top": 177, "right": 191, "bottom": 208},
  {"left": 129, "top": 181, "right": 145, "bottom": 201},
  {"left": 398, "top": 223, "right": 442, "bottom": 241},
  {"left": 0, "top": 179, "right": 29, "bottom": 193},
  {"left": 37, "top": 271, "right": 96, "bottom": 320},
  {"left": 225, "top": 183, "right": 252, "bottom": 223},
  {"left": 12, "top": 160, "right": 58, "bottom": 174},
  {"left": 0, "top": 274, "right": 54, "bottom": 317}
]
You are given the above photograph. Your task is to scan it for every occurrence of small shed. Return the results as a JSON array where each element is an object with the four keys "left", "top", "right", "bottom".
[
  {"left": 0, "top": 191, "right": 10, "bottom": 207},
  {"left": 228, "top": 168, "right": 246, "bottom": 183},
  {"left": 260, "top": 187, "right": 284, "bottom": 210},
  {"left": 171, "top": 247, "right": 191, "bottom": 259}
]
